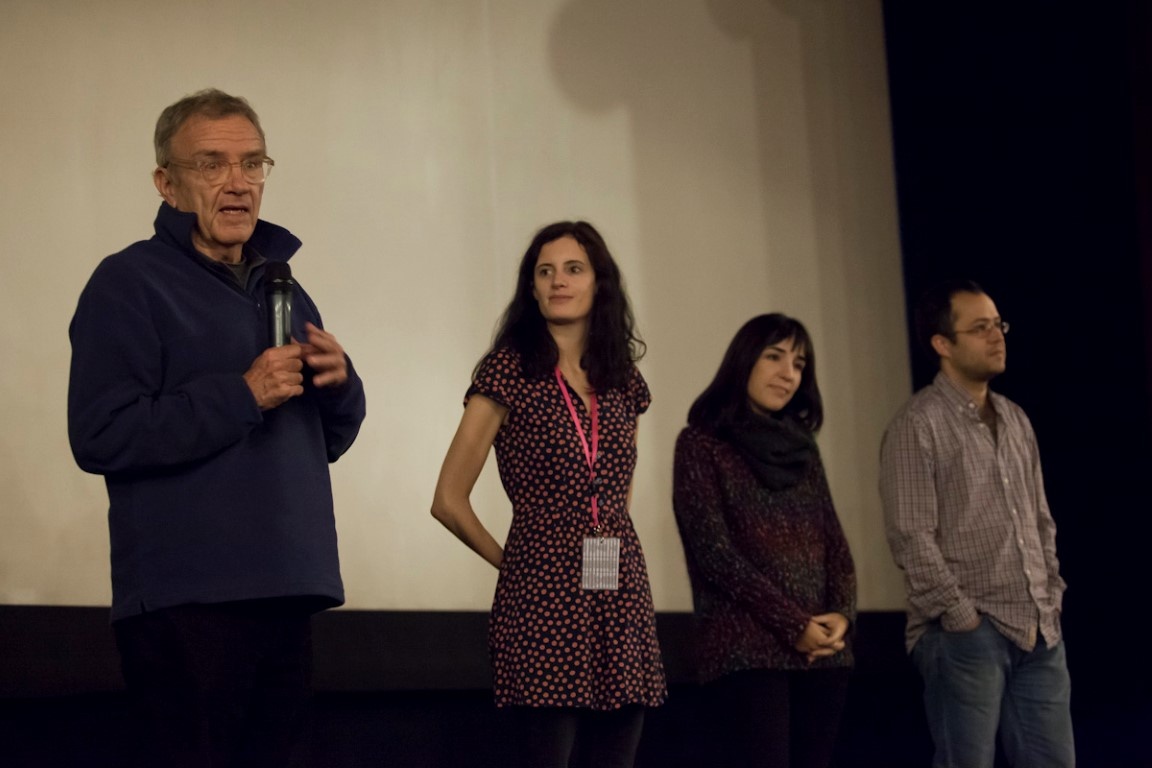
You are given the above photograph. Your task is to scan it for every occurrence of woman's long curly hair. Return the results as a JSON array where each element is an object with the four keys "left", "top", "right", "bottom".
[{"left": 483, "top": 221, "right": 645, "bottom": 392}]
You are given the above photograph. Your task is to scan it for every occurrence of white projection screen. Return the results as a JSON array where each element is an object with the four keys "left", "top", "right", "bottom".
[{"left": 0, "top": 0, "right": 909, "bottom": 614}]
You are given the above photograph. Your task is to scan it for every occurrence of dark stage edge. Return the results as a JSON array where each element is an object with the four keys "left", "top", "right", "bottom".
[
  {"left": 4, "top": 606, "right": 1141, "bottom": 766},
  {"left": 0, "top": 606, "right": 934, "bottom": 767}
]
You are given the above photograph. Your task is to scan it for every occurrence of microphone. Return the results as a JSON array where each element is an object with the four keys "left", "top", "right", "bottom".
[{"left": 265, "top": 262, "right": 295, "bottom": 347}]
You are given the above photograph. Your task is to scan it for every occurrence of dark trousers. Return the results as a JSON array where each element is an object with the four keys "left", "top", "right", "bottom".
[
  {"left": 113, "top": 600, "right": 315, "bottom": 768},
  {"left": 510, "top": 704, "right": 646, "bottom": 768},
  {"left": 706, "top": 667, "right": 850, "bottom": 768}
]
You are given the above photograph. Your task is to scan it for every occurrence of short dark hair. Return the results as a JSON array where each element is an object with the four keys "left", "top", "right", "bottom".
[
  {"left": 485, "top": 221, "right": 645, "bottom": 391},
  {"left": 154, "top": 89, "right": 265, "bottom": 166},
  {"left": 687, "top": 313, "right": 823, "bottom": 432},
  {"left": 914, "top": 278, "right": 986, "bottom": 359}
]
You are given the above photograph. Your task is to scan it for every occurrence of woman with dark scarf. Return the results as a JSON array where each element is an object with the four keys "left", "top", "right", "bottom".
[{"left": 673, "top": 314, "right": 856, "bottom": 768}]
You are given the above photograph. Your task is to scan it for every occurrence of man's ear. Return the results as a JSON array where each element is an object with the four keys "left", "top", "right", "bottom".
[
  {"left": 153, "top": 167, "right": 176, "bottom": 205},
  {"left": 930, "top": 333, "right": 952, "bottom": 360}
]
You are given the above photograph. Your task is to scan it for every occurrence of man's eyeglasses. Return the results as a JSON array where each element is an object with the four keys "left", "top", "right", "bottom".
[
  {"left": 953, "top": 319, "right": 1010, "bottom": 338},
  {"left": 165, "top": 157, "right": 275, "bottom": 185}
]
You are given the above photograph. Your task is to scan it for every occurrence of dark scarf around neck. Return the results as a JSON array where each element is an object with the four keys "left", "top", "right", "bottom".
[{"left": 718, "top": 412, "right": 817, "bottom": 491}]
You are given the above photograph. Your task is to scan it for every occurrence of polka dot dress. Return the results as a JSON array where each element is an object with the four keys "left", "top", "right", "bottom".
[{"left": 467, "top": 347, "right": 667, "bottom": 710}]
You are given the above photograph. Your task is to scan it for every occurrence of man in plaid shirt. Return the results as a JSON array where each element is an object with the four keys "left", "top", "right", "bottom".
[{"left": 880, "top": 280, "right": 1073, "bottom": 768}]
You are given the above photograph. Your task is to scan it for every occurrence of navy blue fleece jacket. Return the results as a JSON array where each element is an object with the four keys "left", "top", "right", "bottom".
[{"left": 68, "top": 203, "right": 366, "bottom": 621}]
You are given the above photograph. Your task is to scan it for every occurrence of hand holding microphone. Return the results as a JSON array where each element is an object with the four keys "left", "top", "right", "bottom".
[
  {"left": 245, "top": 263, "right": 349, "bottom": 409},
  {"left": 244, "top": 345, "right": 304, "bottom": 411},
  {"left": 244, "top": 262, "right": 304, "bottom": 410}
]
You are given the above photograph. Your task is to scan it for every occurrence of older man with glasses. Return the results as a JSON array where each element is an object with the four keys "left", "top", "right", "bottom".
[
  {"left": 67, "top": 89, "right": 366, "bottom": 768},
  {"left": 880, "top": 279, "right": 1074, "bottom": 768}
]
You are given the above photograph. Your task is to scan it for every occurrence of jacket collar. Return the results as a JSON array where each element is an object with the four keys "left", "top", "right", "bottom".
[{"left": 152, "top": 202, "right": 302, "bottom": 265}]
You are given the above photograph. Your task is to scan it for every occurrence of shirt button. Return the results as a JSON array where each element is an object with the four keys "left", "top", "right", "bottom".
[
  {"left": 1003, "top": 477, "right": 1009, "bottom": 484},
  {"left": 1012, "top": 508, "right": 1018, "bottom": 515}
]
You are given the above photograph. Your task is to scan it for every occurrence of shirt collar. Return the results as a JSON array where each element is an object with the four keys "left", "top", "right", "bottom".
[{"left": 932, "top": 370, "right": 997, "bottom": 421}]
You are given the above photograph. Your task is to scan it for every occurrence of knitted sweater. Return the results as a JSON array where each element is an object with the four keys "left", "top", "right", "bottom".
[{"left": 673, "top": 425, "right": 856, "bottom": 681}]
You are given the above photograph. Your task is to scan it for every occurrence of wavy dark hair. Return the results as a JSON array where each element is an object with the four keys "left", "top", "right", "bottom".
[
  {"left": 482, "top": 221, "right": 645, "bottom": 391},
  {"left": 687, "top": 313, "right": 823, "bottom": 432}
]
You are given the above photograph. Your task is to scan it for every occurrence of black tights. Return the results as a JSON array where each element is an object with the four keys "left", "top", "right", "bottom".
[
  {"left": 511, "top": 705, "right": 646, "bottom": 768},
  {"left": 706, "top": 667, "right": 850, "bottom": 768}
]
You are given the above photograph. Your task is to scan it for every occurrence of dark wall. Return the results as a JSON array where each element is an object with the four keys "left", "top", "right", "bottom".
[{"left": 883, "top": 0, "right": 1152, "bottom": 736}]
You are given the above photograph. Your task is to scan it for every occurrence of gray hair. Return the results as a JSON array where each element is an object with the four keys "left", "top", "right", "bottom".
[{"left": 154, "top": 88, "right": 265, "bottom": 166}]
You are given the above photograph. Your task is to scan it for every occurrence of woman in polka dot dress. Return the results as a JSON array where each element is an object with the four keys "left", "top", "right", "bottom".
[{"left": 432, "top": 221, "right": 666, "bottom": 768}]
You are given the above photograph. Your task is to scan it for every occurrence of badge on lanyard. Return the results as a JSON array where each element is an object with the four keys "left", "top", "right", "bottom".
[
  {"left": 581, "top": 536, "right": 620, "bottom": 591},
  {"left": 555, "top": 367, "right": 621, "bottom": 591}
]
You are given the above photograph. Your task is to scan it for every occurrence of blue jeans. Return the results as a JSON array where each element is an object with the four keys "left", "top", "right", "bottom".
[{"left": 911, "top": 617, "right": 1074, "bottom": 768}]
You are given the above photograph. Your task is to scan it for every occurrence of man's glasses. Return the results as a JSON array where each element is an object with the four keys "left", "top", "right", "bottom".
[
  {"left": 953, "top": 319, "right": 1010, "bottom": 338},
  {"left": 165, "top": 156, "right": 275, "bottom": 185}
]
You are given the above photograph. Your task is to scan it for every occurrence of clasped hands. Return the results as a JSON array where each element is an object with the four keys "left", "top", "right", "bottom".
[
  {"left": 794, "top": 612, "right": 849, "bottom": 664},
  {"left": 243, "top": 322, "right": 349, "bottom": 411}
]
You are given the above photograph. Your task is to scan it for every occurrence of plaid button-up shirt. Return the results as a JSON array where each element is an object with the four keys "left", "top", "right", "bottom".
[{"left": 880, "top": 372, "right": 1065, "bottom": 652}]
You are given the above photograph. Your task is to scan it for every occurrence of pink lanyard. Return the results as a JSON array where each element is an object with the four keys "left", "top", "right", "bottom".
[{"left": 555, "top": 366, "right": 600, "bottom": 530}]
